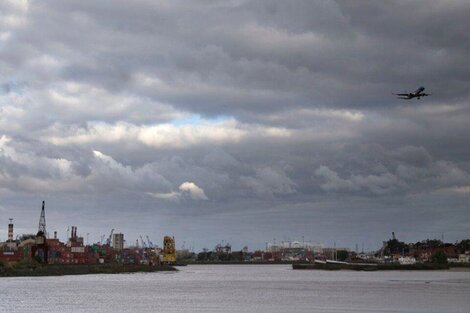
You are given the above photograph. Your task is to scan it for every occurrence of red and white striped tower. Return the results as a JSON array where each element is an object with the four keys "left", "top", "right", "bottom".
[{"left": 8, "top": 218, "right": 13, "bottom": 242}]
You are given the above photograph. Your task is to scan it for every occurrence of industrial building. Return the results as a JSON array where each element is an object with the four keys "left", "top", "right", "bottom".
[
  {"left": 0, "top": 201, "right": 169, "bottom": 267},
  {"left": 112, "top": 233, "right": 124, "bottom": 251},
  {"left": 162, "top": 236, "right": 176, "bottom": 263}
]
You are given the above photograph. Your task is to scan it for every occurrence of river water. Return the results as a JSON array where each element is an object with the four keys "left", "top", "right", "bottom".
[{"left": 1, "top": 265, "right": 470, "bottom": 313}]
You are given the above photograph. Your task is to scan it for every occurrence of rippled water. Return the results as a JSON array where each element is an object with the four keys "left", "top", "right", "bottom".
[{"left": 1, "top": 265, "right": 470, "bottom": 313}]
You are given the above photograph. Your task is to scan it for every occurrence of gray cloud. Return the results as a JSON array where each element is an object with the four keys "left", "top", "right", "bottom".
[{"left": 0, "top": 0, "right": 469, "bottom": 250}]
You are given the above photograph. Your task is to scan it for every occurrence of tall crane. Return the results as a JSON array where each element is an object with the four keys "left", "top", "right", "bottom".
[
  {"left": 32, "top": 201, "right": 48, "bottom": 264},
  {"left": 146, "top": 236, "right": 153, "bottom": 248},
  {"left": 140, "top": 235, "right": 147, "bottom": 249},
  {"left": 38, "top": 201, "right": 46, "bottom": 236},
  {"left": 106, "top": 228, "right": 114, "bottom": 246}
]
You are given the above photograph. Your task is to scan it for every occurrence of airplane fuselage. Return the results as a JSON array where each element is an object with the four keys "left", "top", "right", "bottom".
[
  {"left": 395, "top": 86, "right": 429, "bottom": 100},
  {"left": 414, "top": 86, "right": 425, "bottom": 95}
]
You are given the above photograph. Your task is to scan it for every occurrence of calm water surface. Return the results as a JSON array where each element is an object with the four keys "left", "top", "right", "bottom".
[{"left": 1, "top": 265, "right": 470, "bottom": 313}]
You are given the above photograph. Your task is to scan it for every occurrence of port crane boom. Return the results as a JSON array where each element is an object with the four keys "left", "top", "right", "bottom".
[{"left": 106, "top": 229, "right": 114, "bottom": 246}]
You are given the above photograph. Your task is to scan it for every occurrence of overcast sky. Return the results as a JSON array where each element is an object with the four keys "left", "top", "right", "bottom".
[{"left": 1, "top": 0, "right": 469, "bottom": 251}]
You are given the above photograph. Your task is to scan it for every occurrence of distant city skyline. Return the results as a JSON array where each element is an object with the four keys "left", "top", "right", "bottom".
[
  {"left": 0, "top": 200, "right": 463, "bottom": 252},
  {"left": 1, "top": 1, "right": 469, "bottom": 251}
]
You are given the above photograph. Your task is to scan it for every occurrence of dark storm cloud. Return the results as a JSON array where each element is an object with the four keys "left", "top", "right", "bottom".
[
  {"left": 0, "top": 0, "right": 469, "bottom": 249},
  {"left": 335, "top": 0, "right": 470, "bottom": 100}
]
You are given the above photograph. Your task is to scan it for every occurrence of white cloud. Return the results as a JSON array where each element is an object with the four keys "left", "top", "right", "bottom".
[
  {"left": 147, "top": 191, "right": 180, "bottom": 201},
  {"left": 148, "top": 181, "right": 208, "bottom": 201},
  {"left": 43, "top": 119, "right": 297, "bottom": 149},
  {"left": 45, "top": 120, "right": 244, "bottom": 148},
  {"left": 91, "top": 150, "right": 172, "bottom": 193},
  {"left": 0, "top": 142, "right": 173, "bottom": 194},
  {"left": 0, "top": 135, "right": 81, "bottom": 192},
  {"left": 179, "top": 182, "right": 208, "bottom": 200}
]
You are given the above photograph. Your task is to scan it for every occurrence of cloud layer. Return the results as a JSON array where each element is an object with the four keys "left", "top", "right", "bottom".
[{"left": 1, "top": 0, "right": 469, "bottom": 250}]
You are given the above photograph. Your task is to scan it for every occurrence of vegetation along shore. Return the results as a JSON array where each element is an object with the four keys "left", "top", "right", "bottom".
[
  {"left": 0, "top": 260, "right": 176, "bottom": 277},
  {"left": 292, "top": 262, "right": 470, "bottom": 271}
]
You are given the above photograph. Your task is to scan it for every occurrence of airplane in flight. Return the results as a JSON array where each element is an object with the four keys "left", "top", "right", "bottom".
[{"left": 394, "top": 86, "right": 431, "bottom": 100}]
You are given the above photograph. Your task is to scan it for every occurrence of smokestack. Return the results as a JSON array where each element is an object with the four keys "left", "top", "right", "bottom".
[
  {"left": 8, "top": 218, "right": 13, "bottom": 242},
  {"left": 71, "top": 226, "right": 78, "bottom": 240},
  {"left": 54, "top": 231, "right": 57, "bottom": 239}
]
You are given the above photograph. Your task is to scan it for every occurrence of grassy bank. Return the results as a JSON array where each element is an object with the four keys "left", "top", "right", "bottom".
[{"left": 0, "top": 260, "right": 177, "bottom": 277}]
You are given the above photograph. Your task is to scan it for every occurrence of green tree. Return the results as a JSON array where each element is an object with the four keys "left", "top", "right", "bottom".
[
  {"left": 431, "top": 251, "right": 448, "bottom": 264},
  {"left": 457, "top": 239, "right": 470, "bottom": 253},
  {"left": 385, "top": 239, "right": 409, "bottom": 255},
  {"left": 336, "top": 250, "right": 349, "bottom": 262}
]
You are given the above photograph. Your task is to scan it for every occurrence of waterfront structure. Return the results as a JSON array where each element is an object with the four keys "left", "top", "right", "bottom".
[
  {"left": 1, "top": 202, "right": 470, "bottom": 267},
  {"left": 163, "top": 236, "right": 176, "bottom": 263},
  {"left": 398, "top": 256, "right": 417, "bottom": 265},
  {"left": 32, "top": 201, "right": 48, "bottom": 263},
  {"left": 7, "top": 219, "right": 15, "bottom": 250},
  {"left": 112, "top": 233, "right": 124, "bottom": 251}
]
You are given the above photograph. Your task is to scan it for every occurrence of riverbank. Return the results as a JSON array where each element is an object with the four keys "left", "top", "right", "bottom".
[
  {"left": 292, "top": 262, "right": 459, "bottom": 271},
  {"left": 0, "top": 262, "right": 177, "bottom": 277},
  {"left": 183, "top": 260, "right": 298, "bottom": 265}
]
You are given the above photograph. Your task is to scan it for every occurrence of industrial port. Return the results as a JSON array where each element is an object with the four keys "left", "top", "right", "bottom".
[
  {"left": 1, "top": 201, "right": 470, "bottom": 273},
  {"left": 0, "top": 201, "right": 177, "bottom": 269}
]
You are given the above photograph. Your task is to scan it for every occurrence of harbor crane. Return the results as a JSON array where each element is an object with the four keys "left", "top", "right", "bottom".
[
  {"left": 106, "top": 229, "right": 114, "bottom": 246},
  {"left": 146, "top": 236, "right": 153, "bottom": 248},
  {"left": 140, "top": 235, "right": 147, "bottom": 249}
]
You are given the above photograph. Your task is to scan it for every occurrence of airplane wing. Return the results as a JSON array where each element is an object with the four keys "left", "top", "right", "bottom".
[{"left": 394, "top": 93, "right": 409, "bottom": 96}]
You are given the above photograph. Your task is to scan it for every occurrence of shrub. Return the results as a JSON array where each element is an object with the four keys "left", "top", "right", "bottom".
[{"left": 431, "top": 251, "right": 448, "bottom": 264}]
